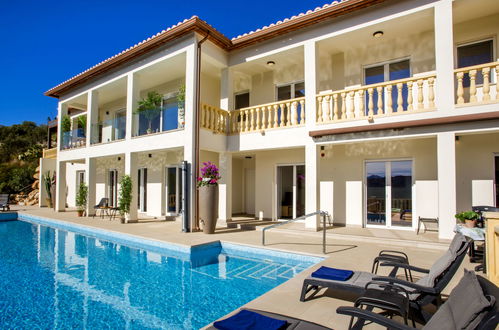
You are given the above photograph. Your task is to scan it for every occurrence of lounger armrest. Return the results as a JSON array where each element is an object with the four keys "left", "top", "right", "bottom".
[
  {"left": 336, "top": 306, "right": 412, "bottom": 330},
  {"left": 372, "top": 276, "right": 438, "bottom": 294},
  {"left": 378, "top": 250, "right": 409, "bottom": 259},
  {"left": 379, "top": 262, "right": 430, "bottom": 274}
]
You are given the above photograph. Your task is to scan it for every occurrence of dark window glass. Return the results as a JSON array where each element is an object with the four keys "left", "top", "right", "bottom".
[
  {"left": 458, "top": 40, "right": 493, "bottom": 87},
  {"left": 235, "top": 92, "right": 249, "bottom": 109},
  {"left": 277, "top": 85, "right": 291, "bottom": 101}
]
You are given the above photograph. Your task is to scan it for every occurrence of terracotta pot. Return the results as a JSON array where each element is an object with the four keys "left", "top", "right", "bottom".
[
  {"left": 77, "top": 209, "right": 84, "bottom": 217},
  {"left": 199, "top": 185, "right": 218, "bottom": 234},
  {"left": 464, "top": 219, "right": 477, "bottom": 228},
  {"left": 45, "top": 198, "right": 53, "bottom": 208}
]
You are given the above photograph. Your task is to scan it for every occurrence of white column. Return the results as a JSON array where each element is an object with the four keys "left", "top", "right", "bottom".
[
  {"left": 126, "top": 73, "right": 140, "bottom": 140},
  {"left": 184, "top": 41, "right": 198, "bottom": 230},
  {"left": 434, "top": 0, "right": 455, "bottom": 112},
  {"left": 437, "top": 132, "right": 456, "bottom": 239},
  {"left": 220, "top": 67, "right": 233, "bottom": 111},
  {"left": 58, "top": 102, "right": 68, "bottom": 151},
  {"left": 305, "top": 143, "right": 319, "bottom": 229},
  {"left": 86, "top": 90, "right": 99, "bottom": 147},
  {"left": 55, "top": 160, "right": 67, "bottom": 212},
  {"left": 218, "top": 152, "right": 232, "bottom": 222},
  {"left": 85, "top": 157, "right": 96, "bottom": 216},
  {"left": 125, "top": 152, "right": 138, "bottom": 222},
  {"left": 304, "top": 40, "right": 318, "bottom": 130}
]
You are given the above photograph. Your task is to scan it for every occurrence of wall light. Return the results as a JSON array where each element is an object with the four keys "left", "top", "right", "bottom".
[
  {"left": 148, "top": 153, "right": 152, "bottom": 158},
  {"left": 266, "top": 61, "right": 275, "bottom": 67},
  {"left": 372, "top": 31, "right": 384, "bottom": 38},
  {"left": 117, "top": 157, "right": 121, "bottom": 161}
]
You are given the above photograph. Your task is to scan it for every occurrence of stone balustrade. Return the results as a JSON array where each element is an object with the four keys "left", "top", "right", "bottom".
[
  {"left": 455, "top": 61, "right": 499, "bottom": 105},
  {"left": 200, "top": 103, "right": 230, "bottom": 134},
  {"left": 316, "top": 74, "right": 436, "bottom": 124}
]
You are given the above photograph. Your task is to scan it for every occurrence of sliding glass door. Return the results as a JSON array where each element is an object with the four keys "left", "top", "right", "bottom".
[
  {"left": 108, "top": 169, "right": 118, "bottom": 207},
  {"left": 365, "top": 160, "right": 413, "bottom": 228},
  {"left": 165, "top": 166, "right": 183, "bottom": 215},
  {"left": 138, "top": 168, "right": 147, "bottom": 212},
  {"left": 277, "top": 165, "right": 305, "bottom": 219}
]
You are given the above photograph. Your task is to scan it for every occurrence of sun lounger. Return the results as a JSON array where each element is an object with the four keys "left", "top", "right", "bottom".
[{"left": 0, "top": 194, "right": 10, "bottom": 211}]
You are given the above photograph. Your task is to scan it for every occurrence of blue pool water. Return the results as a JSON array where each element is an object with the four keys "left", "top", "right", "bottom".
[{"left": 0, "top": 216, "right": 321, "bottom": 329}]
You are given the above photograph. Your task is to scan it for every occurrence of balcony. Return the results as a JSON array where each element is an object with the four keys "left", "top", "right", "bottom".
[
  {"left": 455, "top": 61, "right": 499, "bottom": 106},
  {"left": 91, "top": 117, "right": 126, "bottom": 144},
  {"left": 42, "top": 147, "right": 57, "bottom": 159},
  {"left": 133, "top": 103, "right": 183, "bottom": 137},
  {"left": 61, "top": 128, "right": 86, "bottom": 150}
]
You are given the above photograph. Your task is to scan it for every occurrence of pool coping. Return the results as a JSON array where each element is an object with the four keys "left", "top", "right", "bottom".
[{"left": 17, "top": 212, "right": 325, "bottom": 264}]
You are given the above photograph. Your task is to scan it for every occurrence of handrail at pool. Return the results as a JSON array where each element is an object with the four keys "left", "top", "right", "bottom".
[{"left": 262, "top": 210, "right": 331, "bottom": 254}]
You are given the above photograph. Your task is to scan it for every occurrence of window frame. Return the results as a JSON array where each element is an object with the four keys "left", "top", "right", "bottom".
[
  {"left": 455, "top": 37, "right": 496, "bottom": 69},
  {"left": 234, "top": 90, "right": 250, "bottom": 110},
  {"left": 275, "top": 80, "right": 305, "bottom": 102},
  {"left": 362, "top": 57, "right": 412, "bottom": 85}
]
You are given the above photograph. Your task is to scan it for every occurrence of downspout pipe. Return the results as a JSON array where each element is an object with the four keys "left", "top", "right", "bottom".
[{"left": 193, "top": 31, "right": 209, "bottom": 231}]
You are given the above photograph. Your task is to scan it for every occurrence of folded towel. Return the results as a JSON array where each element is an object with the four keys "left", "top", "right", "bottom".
[
  {"left": 311, "top": 266, "right": 354, "bottom": 281},
  {"left": 214, "top": 309, "right": 287, "bottom": 330}
]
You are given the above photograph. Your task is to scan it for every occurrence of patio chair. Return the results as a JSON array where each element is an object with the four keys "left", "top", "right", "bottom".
[
  {"left": 206, "top": 308, "right": 330, "bottom": 330},
  {"left": 93, "top": 198, "right": 109, "bottom": 218},
  {"left": 336, "top": 270, "right": 499, "bottom": 330},
  {"left": 0, "top": 194, "right": 10, "bottom": 211},
  {"left": 300, "top": 233, "right": 470, "bottom": 323}
]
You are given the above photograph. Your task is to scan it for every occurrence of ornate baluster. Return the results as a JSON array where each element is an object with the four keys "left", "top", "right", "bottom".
[
  {"left": 396, "top": 83, "right": 403, "bottom": 112},
  {"left": 244, "top": 109, "right": 250, "bottom": 132},
  {"left": 261, "top": 106, "right": 267, "bottom": 129},
  {"left": 456, "top": 72, "right": 464, "bottom": 104},
  {"left": 267, "top": 106, "right": 272, "bottom": 129},
  {"left": 348, "top": 91, "right": 355, "bottom": 118},
  {"left": 407, "top": 81, "right": 414, "bottom": 111},
  {"left": 286, "top": 102, "right": 291, "bottom": 126},
  {"left": 376, "top": 86, "right": 384, "bottom": 115},
  {"left": 367, "top": 88, "right": 374, "bottom": 117},
  {"left": 201, "top": 105, "right": 206, "bottom": 128},
  {"left": 482, "top": 67, "right": 491, "bottom": 102},
  {"left": 256, "top": 107, "right": 261, "bottom": 130},
  {"left": 417, "top": 79, "right": 424, "bottom": 109},
  {"left": 386, "top": 85, "right": 393, "bottom": 114},
  {"left": 273, "top": 104, "right": 279, "bottom": 128},
  {"left": 323, "top": 95, "right": 331, "bottom": 122},
  {"left": 299, "top": 99, "right": 305, "bottom": 124},
  {"left": 358, "top": 90, "right": 365, "bottom": 118},
  {"left": 316, "top": 96, "right": 323, "bottom": 123},
  {"left": 333, "top": 93, "right": 339, "bottom": 121},
  {"left": 496, "top": 65, "right": 499, "bottom": 101},
  {"left": 292, "top": 101, "right": 298, "bottom": 125},
  {"left": 428, "top": 77, "right": 435, "bottom": 108},
  {"left": 341, "top": 92, "right": 347, "bottom": 119},
  {"left": 249, "top": 108, "right": 255, "bottom": 131},
  {"left": 211, "top": 107, "right": 217, "bottom": 130},
  {"left": 469, "top": 69, "right": 477, "bottom": 103}
]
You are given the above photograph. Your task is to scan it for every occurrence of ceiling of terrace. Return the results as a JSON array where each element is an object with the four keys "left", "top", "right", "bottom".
[
  {"left": 136, "top": 53, "right": 186, "bottom": 91},
  {"left": 232, "top": 45, "right": 304, "bottom": 76},
  {"left": 453, "top": 0, "right": 499, "bottom": 24}
]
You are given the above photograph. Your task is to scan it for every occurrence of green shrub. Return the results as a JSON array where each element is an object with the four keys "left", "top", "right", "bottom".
[{"left": 118, "top": 175, "right": 132, "bottom": 216}]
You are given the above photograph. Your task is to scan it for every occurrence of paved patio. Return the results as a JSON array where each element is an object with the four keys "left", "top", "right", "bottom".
[{"left": 13, "top": 206, "right": 476, "bottom": 329}]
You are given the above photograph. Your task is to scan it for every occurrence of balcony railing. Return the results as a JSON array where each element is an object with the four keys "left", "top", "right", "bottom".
[
  {"left": 316, "top": 74, "right": 436, "bottom": 124},
  {"left": 61, "top": 129, "right": 86, "bottom": 150},
  {"left": 133, "top": 105, "right": 182, "bottom": 137},
  {"left": 91, "top": 118, "right": 126, "bottom": 144},
  {"left": 42, "top": 147, "right": 57, "bottom": 159},
  {"left": 455, "top": 61, "right": 499, "bottom": 106},
  {"left": 201, "top": 104, "right": 229, "bottom": 134}
]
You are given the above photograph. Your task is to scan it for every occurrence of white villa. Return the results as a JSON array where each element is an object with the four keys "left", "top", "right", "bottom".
[{"left": 41, "top": 0, "right": 499, "bottom": 239}]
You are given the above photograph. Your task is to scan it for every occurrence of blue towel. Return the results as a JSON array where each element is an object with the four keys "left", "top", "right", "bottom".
[
  {"left": 311, "top": 266, "right": 354, "bottom": 281},
  {"left": 214, "top": 310, "right": 287, "bottom": 330}
]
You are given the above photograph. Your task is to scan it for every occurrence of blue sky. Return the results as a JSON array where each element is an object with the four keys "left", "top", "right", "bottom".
[{"left": 0, "top": 0, "right": 328, "bottom": 126}]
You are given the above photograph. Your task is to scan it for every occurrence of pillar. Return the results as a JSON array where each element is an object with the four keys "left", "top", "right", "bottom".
[
  {"left": 85, "top": 157, "right": 96, "bottom": 216},
  {"left": 437, "top": 132, "right": 456, "bottom": 239},
  {"left": 220, "top": 67, "right": 233, "bottom": 111},
  {"left": 304, "top": 40, "right": 318, "bottom": 130},
  {"left": 218, "top": 152, "right": 232, "bottom": 222},
  {"left": 305, "top": 143, "right": 319, "bottom": 229},
  {"left": 86, "top": 90, "right": 99, "bottom": 146},
  {"left": 434, "top": 0, "right": 455, "bottom": 112},
  {"left": 126, "top": 73, "right": 140, "bottom": 140},
  {"left": 125, "top": 151, "right": 138, "bottom": 222},
  {"left": 55, "top": 160, "right": 67, "bottom": 212},
  {"left": 58, "top": 102, "right": 68, "bottom": 151},
  {"left": 184, "top": 41, "right": 199, "bottom": 231}
]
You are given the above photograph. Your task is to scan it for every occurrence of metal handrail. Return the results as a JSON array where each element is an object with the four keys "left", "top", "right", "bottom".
[{"left": 262, "top": 210, "right": 331, "bottom": 254}]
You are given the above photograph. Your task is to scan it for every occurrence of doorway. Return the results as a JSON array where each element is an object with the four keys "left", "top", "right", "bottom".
[
  {"left": 365, "top": 160, "right": 413, "bottom": 228},
  {"left": 108, "top": 169, "right": 118, "bottom": 207},
  {"left": 276, "top": 165, "right": 305, "bottom": 219},
  {"left": 495, "top": 155, "right": 498, "bottom": 207},
  {"left": 165, "top": 166, "right": 182, "bottom": 215},
  {"left": 138, "top": 168, "right": 147, "bottom": 212}
]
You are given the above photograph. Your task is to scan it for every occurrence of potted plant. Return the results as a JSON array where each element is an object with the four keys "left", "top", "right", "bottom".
[
  {"left": 61, "top": 114, "right": 72, "bottom": 148},
  {"left": 197, "top": 162, "right": 221, "bottom": 234},
  {"left": 76, "top": 182, "right": 88, "bottom": 217},
  {"left": 118, "top": 175, "right": 132, "bottom": 224},
  {"left": 135, "top": 91, "right": 162, "bottom": 134},
  {"left": 42, "top": 171, "right": 55, "bottom": 208},
  {"left": 455, "top": 210, "right": 480, "bottom": 228},
  {"left": 177, "top": 84, "right": 185, "bottom": 128}
]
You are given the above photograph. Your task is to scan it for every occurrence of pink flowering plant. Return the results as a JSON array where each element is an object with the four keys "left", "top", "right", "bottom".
[{"left": 197, "top": 162, "right": 221, "bottom": 187}]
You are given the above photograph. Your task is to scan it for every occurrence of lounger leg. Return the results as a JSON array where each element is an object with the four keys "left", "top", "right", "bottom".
[{"left": 300, "top": 283, "right": 319, "bottom": 302}]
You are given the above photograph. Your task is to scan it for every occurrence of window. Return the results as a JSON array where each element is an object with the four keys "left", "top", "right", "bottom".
[
  {"left": 364, "top": 59, "right": 411, "bottom": 114},
  {"left": 161, "top": 95, "right": 179, "bottom": 131},
  {"left": 234, "top": 92, "right": 250, "bottom": 110},
  {"left": 276, "top": 81, "right": 305, "bottom": 101},
  {"left": 457, "top": 39, "right": 494, "bottom": 86},
  {"left": 114, "top": 110, "right": 126, "bottom": 140}
]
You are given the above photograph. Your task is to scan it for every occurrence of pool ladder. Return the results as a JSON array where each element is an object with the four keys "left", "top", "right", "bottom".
[{"left": 262, "top": 211, "right": 332, "bottom": 254}]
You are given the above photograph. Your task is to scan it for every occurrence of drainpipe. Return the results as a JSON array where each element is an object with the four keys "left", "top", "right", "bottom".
[{"left": 193, "top": 31, "right": 210, "bottom": 231}]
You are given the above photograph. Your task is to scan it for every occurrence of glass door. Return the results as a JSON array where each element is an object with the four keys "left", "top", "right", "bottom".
[
  {"left": 365, "top": 160, "right": 413, "bottom": 228},
  {"left": 277, "top": 165, "right": 305, "bottom": 220},
  {"left": 108, "top": 169, "right": 118, "bottom": 207},
  {"left": 114, "top": 110, "right": 126, "bottom": 140},
  {"left": 138, "top": 168, "right": 147, "bottom": 212},
  {"left": 165, "top": 166, "right": 182, "bottom": 215}
]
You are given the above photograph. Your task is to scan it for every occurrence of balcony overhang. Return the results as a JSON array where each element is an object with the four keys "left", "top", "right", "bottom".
[{"left": 309, "top": 111, "right": 499, "bottom": 138}]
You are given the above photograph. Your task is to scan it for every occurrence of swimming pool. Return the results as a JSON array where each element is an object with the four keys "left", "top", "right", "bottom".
[{"left": 0, "top": 215, "right": 322, "bottom": 329}]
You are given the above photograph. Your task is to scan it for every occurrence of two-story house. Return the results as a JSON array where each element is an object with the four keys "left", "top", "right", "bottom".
[{"left": 41, "top": 0, "right": 499, "bottom": 239}]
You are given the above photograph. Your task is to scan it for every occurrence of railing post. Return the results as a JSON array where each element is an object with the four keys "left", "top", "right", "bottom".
[{"left": 323, "top": 212, "right": 326, "bottom": 254}]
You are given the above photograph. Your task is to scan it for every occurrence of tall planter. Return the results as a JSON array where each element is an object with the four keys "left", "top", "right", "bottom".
[{"left": 199, "top": 185, "right": 218, "bottom": 234}]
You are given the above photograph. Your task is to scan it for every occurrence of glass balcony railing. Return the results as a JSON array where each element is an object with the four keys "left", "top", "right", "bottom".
[
  {"left": 61, "top": 129, "right": 86, "bottom": 150},
  {"left": 91, "top": 117, "right": 126, "bottom": 144},
  {"left": 134, "top": 102, "right": 182, "bottom": 137}
]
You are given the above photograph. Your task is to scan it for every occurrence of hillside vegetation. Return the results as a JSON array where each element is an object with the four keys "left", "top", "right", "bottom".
[{"left": 0, "top": 121, "right": 47, "bottom": 194}]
